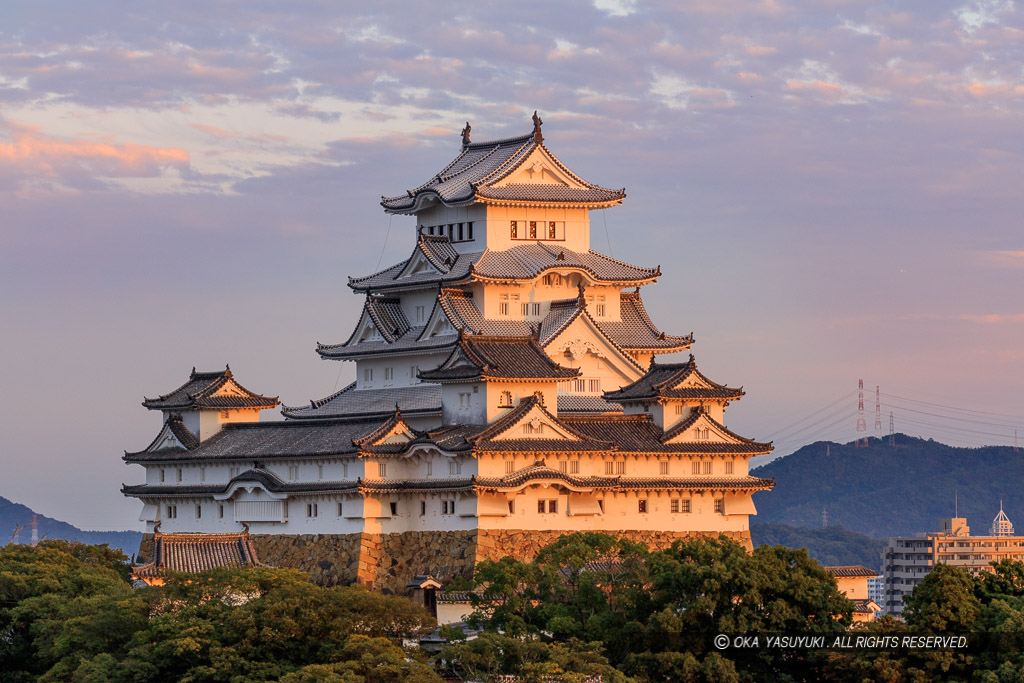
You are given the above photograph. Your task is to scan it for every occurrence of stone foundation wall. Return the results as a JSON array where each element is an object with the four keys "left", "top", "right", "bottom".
[
  {"left": 475, "top": 528, "right": 752, "bottom": 563},
  {"left": 250, "top": 534, "right": 363, "bottom": 586},
  {"left": 141, "top": 528, "right": 751, "bottom": 591},
  {"left": 371, "top": 530, "right": 478, "bottom": 593},
  {"left": 136, "top": 533, "right": 154, "bottom": 564}
]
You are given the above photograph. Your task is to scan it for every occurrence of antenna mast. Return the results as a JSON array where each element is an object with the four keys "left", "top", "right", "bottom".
[
  {"left": 874, "top": 385, "right": 882, "bottom": 435},
  {"left": 856, "top": 379, "right": 868, "bottom": 447}
]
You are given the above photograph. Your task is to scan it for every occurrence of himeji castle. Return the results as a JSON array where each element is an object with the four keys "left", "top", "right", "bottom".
[{"left": 123, "top": 114, "right": 774, "bottom": 590}]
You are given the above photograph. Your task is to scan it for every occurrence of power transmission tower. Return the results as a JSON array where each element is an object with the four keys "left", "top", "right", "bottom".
[
  {"left": 874, "top": 385, "right": 882, "bottom": 435},
  {"left": 856, "top": 379, "right": 868, "bottom": 447},
  {"left": 889, "top": 411, "right": 895, "bottom": 447}
]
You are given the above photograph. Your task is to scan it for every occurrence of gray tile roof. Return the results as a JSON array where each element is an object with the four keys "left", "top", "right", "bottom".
[
  {"left": 824, "top": 566, "right": 879, "bottom": 578},
  {"left": 472, "top": 244, "right": 658, "bottom": 283},
  {"left": 437, "top": 289, "right": 534, "bottom": 336},
  {"left": 419, "top": 335, "right": 580, "bottom": 382},
  {"left": 142, "top": 366, "right": 279, "bottom": 412},
  {"left": 562, "top": 413, "right": 772, "bottom": 455},
  {"left": 316, "top": 325, "right": 457, "bottom": 360},
  {"left": 125, "top": 415, "right": 199, "bottom": 458},
  {"left": 380, "top": 128, "right": 625, "bottom": 213},
  {"left": 348, "top": 235, "right": 482, "bottom": 292},
  {"left": 605, "top": 355, "right": 743, "bottom": 403},
  {"left": 557, "top": 394, "right": 623, "bottom": 414},
  {"left": 132, "top": 531, "right": 262, "bottom": 578},
  {"left": 281, "top": 383, "right": 442, "bottom": 421},
  {"left": 598, "top": 292, "right": 694, "bottom": 350}
]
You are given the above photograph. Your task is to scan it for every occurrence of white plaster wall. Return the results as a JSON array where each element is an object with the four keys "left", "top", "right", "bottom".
[
  {"left": 415, "top": 204, "right": 488, "bottom": 253},
  {"left": 355, "top": 352, "right": 450, "bottom": 389},
  {"left": 484, "top": 382, "right": 558, "bottom": 422},
  {"left": 441, "top": 382, "right": 486, "bottom": 425},
  {"left": 484, "top": 206, "right": 590, "bottom": 252}
]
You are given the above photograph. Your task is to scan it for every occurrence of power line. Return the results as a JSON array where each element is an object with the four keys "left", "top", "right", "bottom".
[{"left": 879, "top": 391, "right": 1024, "bottom": 421}]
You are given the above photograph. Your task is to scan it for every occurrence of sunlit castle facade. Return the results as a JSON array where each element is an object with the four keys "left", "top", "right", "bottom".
[{"left": 123, "top": 115, "right": 774, "bottom": 590}]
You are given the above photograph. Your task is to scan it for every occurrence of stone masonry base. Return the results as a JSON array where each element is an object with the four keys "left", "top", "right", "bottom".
[{"left": 138, "top": 528, "right": 752, "bottom": 594}]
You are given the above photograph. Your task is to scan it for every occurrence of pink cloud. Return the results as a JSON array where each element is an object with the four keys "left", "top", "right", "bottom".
[{"left": 960, "top": 313, "right": 1024, "bottom": 324}]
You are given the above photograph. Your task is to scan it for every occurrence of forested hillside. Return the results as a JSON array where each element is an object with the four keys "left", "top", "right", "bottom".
[
  {"left": 1, "top": 495, "right": 141, "bottom": 558},
  {"left": 752, "top": 435, "right": 1024, "bottom": 538}
]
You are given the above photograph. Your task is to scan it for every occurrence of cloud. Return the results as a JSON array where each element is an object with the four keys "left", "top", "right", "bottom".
[
  {"left": 974, "top": 251, "right": 1024, "bottom": 268},
  {"left": 961, "top": 313, "right": 1024, "bottom": 324},
  {"left": 0, "top": 120, "right": 190, "bottom": 194}
]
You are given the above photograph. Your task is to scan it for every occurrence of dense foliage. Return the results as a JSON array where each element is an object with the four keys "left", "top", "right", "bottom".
[
  {"left": 752, "top": 435, "right": 1024, "bottom": 538},
  {"left": 0, "top": 540, "right": 438, "bottom": 682},
  {"left": 9, "top": 535, "right": 1024, "bottom": 681},
  {"left": 444, "top": 533, "right": 853, "bottom": 682}
]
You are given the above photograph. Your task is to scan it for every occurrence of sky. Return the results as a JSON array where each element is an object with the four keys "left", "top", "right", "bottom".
[{"left": 2, "top": 0, "right": 1023, "bottom": 530}]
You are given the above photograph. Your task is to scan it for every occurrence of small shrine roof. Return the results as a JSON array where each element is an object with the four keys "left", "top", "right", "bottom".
[
  {"left": 281, "top": 383, "right": 442, "bottom": 421},
  {"left": 604, "top": 355, "right": 743, "bottom": 403},
  {"left": 824, "top": 566, "right": 879, "bottom": 578},
  {"left": 142, "top": 366, "right": 279, "bottom": 412},
  {"left": 467, "top": 393, "right": 617, "bottom": 452},
  {"left": 419, "top": 334, "right": 580, "bottom": 382},
  {"left": 658, "top": 406, "right": 769, "bottom": 450},
  {"left": 381, "top": 119, "right": 625, "bottom": 213},
  {"left": 471, "top": 244, "right": 658, "bottom": 284},
  {"left": 131, "top": 529, "right": 262, "bottom": 579}
]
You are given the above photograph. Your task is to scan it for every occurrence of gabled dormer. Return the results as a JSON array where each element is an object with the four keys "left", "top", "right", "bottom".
[
  {"left": 466, "top": 392, "right": 615, "bottom": 453},
  {"left": 142, "top": 366, "right": 278, "bottom": 442},
  {"left": 420, "top": 333, "right": 579, "bottom": 424},
  {"left": 604, "top": 355, "right": 744, "bottom": 430}
]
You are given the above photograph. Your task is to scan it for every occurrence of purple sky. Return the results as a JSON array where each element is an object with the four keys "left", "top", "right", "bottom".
[{"left": 2, "top": 1, "right": 1023, "bottom": 530}]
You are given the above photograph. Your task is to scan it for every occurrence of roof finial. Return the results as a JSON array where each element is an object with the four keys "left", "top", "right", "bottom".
[
  {"left": 461, "top": 121, "right": 471, "bottom": 147},
  {"left": 577, "top": 281, "right": 585, "bottom": 300},
  {"left": 532, "top": 111, "right": 543, "bottom": 143},
  {"left": 224, "top": 363, "right": 232, "bottom": 378}
]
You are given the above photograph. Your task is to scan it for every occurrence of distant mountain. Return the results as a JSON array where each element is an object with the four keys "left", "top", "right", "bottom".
[
  {"left": 1, "top": 496, "right": 141, "bottom": 559},
  {"left": 751, "top": 434, "right": 1024, "bottom": 539},
  {"left": 751, "top": 523, "right": 885, "bottom": 571}
]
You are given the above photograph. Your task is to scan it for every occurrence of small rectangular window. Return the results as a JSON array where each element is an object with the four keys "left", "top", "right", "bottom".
[
  {"left": 676, "top": 404, "right": 686, "bottom": 415},
  {"left": 363, "top": 368, "right": 373, "bottom": 383},
  {"left": 166, "top": 505, "right": 177, "bottom": 519},
  {"left": 160, "top": 469, "right": 165, "bottom": 483},
  {"left": 200, "top": 466, "right": 206, "bottom": 482},
  {"left": 288, "top": 465, "right": 299, "bottom": 480},
  {"left": 703, "top": 462, "right": 712, "bottom": 475},
  {"left": 597, "top": 500, "right": 604, "bottom": 513},
  {"left": 505, "top": 460, "right": 514, "bottom": 474},
  {"left": 306, "top": 503, "right": 318, "bottom": 518},
  {"left": 692, "top": 461, "right": 701, "bottom": 475},
  {"left": 588, "top": 379, "right": 601, "bottom": 393},
  {"left": 596, "top": 304, "right": 606, "bottom": 317},
  {"left": 681, "top": 499, "right": 691, "bottom": 513},
  {"left": 529, "top": 221, "right": 537, "bottom": 238},
  {"left": 508, "top": 499, "right": 515, "bottom": 514},
  {"left": 660, "top": 461, "right": 669, "bottom": 475},
  {"left": 549, "top": 499, "right": 558, "bottom": 514},
  {"left": 570, "top": 461, "right": 579, "bottom": 474},
  {"left": 379, "top": 463, "right": 387, "bottom": 478},
  {"left": 715, "top": 499, "right": 725, "bottom": 514},
  {"left": 196, "top": 504, "right": 202, "bottom": 519},
  {"left": 230, "top": 466, "right": 239, "bottom": 478},
  {"left": 415, "top": 306, "right": 424, "bottom": 322},
  {"left": 638, "top": 500, "right": 647, "bottom": 513},
  {"left": 548, "top": 222, "right": 556, "bottom": 239},
  {"left": 671, "top": 499, "right": 679, "bottom": 513},
  {"left": 390, "top": 502, "right": 397, "bottom": 515},
  {"left": 420, "top": 501, "right": 426, "bottom": 516},
  {"left": 338, "top": 502, "right": 344, "bottom": 516},
  {"left": 538, "top": 500, "right": 545, "bottom": 514},
  {"left": 176, "top": 468, "right": 183, "bottom": 482},
  {"left": 458, "top": 224, "right": 464, "bottom": 241},
  {"left": 410, "top": 365, "right": 420, "bottom": 384},
  {"left": 467, "top": 222, "right": 474, "bottom": 240},
  {"left": 725, "top": 461, "right": 734, "bottom": 474},
  {"left": 522, "top": 302, "right": 530, "bottom": 316},
  {"left": 532, "top": 303, "right": 541, "bottom": 316},
  {"left": 342, "top": 462, "right": 349, "bottom": 478},
  {"left": 605, "top": 461, "right": 614, "bottom": 475},
  {"left": 615, "top": 462, "right": 626, "bottom": 474},
  {"left": 559, "top": 461, "right": 568, "bottom": 473},
  {"left": 510, "top": 221, "right": 518, "bottom": 238},
  {"left": 426, "top": 461, "right": 432, "bottom": 476},
  {"left": 218, "top": 504, "right": 224, "bottom": 518},
  {"left": 384, "top": 367, "right": 394, "bottom": 384}
]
